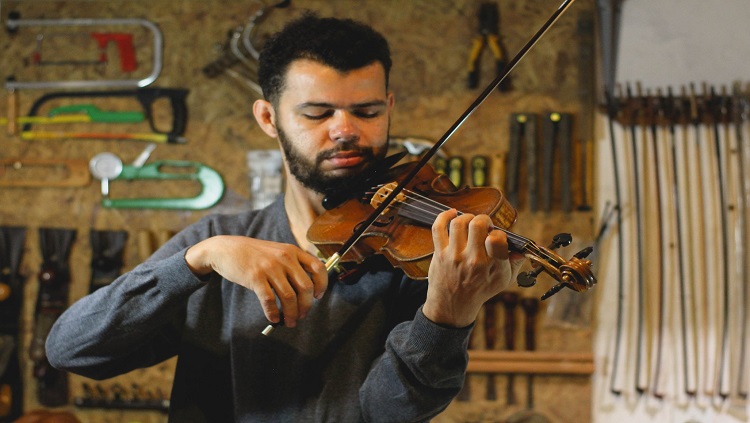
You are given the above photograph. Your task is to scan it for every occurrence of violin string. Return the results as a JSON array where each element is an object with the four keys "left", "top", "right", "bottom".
[
  {"left": 394, "top": 192, "right": 557, "bottom": 264},
  {"left": 366, "top": 185, "right": 557, "bottom": 263}
]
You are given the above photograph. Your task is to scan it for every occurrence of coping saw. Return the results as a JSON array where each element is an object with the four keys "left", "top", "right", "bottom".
[
  {"left": 89, "top": 149, "right": 224, "bottom": 210},
  {"left": 5, "top": 13, "right": 162, "bottom": 90}
]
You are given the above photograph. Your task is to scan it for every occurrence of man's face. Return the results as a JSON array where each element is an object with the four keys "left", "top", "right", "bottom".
[{"left": 273, "top": 59, "right": 394, "bottom": 196}]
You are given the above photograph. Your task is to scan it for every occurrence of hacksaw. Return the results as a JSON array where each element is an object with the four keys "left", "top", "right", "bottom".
[{"left": 0, "top": 104, "right": 145, "bottom": 125}]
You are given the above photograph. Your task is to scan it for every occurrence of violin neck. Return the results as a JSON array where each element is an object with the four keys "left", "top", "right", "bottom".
[
  {"left": 493, "top": 226, "right": 535, "bottom": 254},
  {"left": 393, "top": 198, "right": 533, "bottom": 254}
]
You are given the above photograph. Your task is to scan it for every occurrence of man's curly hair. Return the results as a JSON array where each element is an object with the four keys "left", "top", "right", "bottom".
[{"left": 258, "top": 13, "right": 392, "bottom": 104}]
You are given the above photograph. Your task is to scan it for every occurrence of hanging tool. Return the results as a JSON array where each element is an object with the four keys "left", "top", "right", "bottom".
[
  {"left": 1, "top": 104, "right": 145, "bottom": 127},
  {"left": 74, "top": 382, "right": 169, "bottom": 412},
  {"left": 466, "top": 2, "right": 510, "bottom": 91},
  {"left": 484, "top": 297, "right": 499, "bottom": 400},
  {"left": 23, "top": 87, "right": 189, "bottom": 142},
  {"left": 31, "top": 32, "right": 137, "bottom": 72},
  {"left": 6, "top": 78, "right": 18, "bottom": 136},
  {"left": 471, "top": 155, "right": 489, "bottom": 187},
  {"left": 575, "top": 17, "right": 594, "bottom": 212},
  {"left": 89, "top": 145, "right": 225, "bottom": 210},
  {"left": 89, "top": 230, "right": 128, "bottom": 293},
  {"left": 0, "top": 226, "right": 26, "bottom": 422},
  {"left": 506, "top": 298, "right": 551, "bottom": 423},
  {"left": 540, "top": 112, "right": 573, "bottom": 213},
  {"left": 19, "top": 87, "right": 188, "bottom": 143},
  {"left": 506, "top": 113, "right": 539, "bottom": 210},
  {"left": 203, "top": 0, "right": 291, "bottom": 96},
  {"left": 506, "top": 114, "right": 523, "bottom": 207},
  {"left": 21, "top": 130, "right": 182, "bottom": 144},
  {"left": 500, "top": 292, "right": 519, "bottom": 406},
  {"left": 0, "top": 158, "right": 90, "bottom": 187},
  {"left": 447, "top": 156, "right": 465, "bottom": 187},
  {"left": 31, "top": 228, "right": 77, "bottom": 407},
  {"left": 5, "top": 13, "right": 162, "bottom": 90}
]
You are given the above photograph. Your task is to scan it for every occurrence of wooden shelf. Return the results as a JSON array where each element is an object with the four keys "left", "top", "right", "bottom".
[{"left": 467, "top": 350, "right": 594, "bottom": 375}]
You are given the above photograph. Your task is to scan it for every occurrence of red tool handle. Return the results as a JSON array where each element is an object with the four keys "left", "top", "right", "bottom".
[{"left": 90, "top": 32, "right": 137, "bottom": 72}]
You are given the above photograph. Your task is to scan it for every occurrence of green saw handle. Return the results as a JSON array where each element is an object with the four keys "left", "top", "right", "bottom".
[{"left": 48, "top": 104, "right": 144, "bottom": 123}]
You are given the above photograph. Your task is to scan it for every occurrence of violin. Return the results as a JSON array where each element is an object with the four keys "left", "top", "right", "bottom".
[{"left": 307, "top": 159, "right": 596, "bottom": 300}]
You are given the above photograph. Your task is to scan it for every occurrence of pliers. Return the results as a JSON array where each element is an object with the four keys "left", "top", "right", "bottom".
[{"left": 466, "top": 2, "right": 510, "bottom": 91}]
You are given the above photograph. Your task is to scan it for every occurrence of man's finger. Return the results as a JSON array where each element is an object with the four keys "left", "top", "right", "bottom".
[
  {"left": 268, "top": 275, "right": 299, "bottom": 327},
  {"left": 484, "top": 226, "right": 510, "bottom": 260},
  {"left": 447, "top": 213, "right": 474, "bottom": 252},
  {"left": 300, "top": 253, "right": 329, "bottom": 300},
  {"left": 432, "top": 209, "right": 458, "bottom": 250},
  {"left": 254, "top": 281, "right": 282, "bottom": 323}
]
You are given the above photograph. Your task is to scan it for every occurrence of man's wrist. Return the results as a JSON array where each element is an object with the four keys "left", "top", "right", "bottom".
[
  {"left": 184, "top": 242, "right": 213, "bottom": 277},
  {"left": 422, "top": 303, "right": 476, "bottom": 329}
]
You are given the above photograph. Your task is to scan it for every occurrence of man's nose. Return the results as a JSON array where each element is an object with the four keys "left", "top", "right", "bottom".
[{"left": 329, "top": 111, "right": 359, "bottom": 142}]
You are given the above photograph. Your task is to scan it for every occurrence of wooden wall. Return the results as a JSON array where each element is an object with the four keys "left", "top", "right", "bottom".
[{"left": 0, "top": 0, "right": 598, "bottom": 421}]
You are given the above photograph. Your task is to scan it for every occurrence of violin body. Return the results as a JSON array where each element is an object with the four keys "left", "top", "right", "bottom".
[{"left": 307, "top": 161, "right": 517, "bottom": 280}]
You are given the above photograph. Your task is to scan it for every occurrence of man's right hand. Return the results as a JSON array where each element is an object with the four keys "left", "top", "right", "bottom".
[{"left": 184, "top": 236, "right": 328, "bottom": 327}]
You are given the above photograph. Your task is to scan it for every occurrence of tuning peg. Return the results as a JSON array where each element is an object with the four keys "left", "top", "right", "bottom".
[
  {"left": 574, "top": 246, "right": 593, "bottom": 259},
  {"left": 551, "top": 233, "right": 572, "bottom": 248},
  {"left": 516, "top": 272, "right": 537, "bottom": 288},
  {"left": 540, "top": 283, "right": 566, "bottom": 300},
  {"left": 516, "top": 233, "right": 573, "bottom": 288}
]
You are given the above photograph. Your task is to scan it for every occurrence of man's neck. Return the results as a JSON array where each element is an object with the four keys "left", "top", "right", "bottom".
[{"left": 284, "top": 179, "right": 326, "bottom": 255}]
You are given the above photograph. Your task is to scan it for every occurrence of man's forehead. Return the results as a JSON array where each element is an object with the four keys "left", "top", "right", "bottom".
[{"left": 279, "top": 59, "right": 387, "bottom": 101}]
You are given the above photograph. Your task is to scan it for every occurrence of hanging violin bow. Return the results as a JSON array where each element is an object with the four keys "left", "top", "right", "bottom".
[{"left": 265, "top": 0, "right": 596, "bottom": 335}]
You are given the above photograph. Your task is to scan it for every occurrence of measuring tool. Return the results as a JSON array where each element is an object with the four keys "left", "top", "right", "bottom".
[{"left": 89, "top": 147, "right": 224, "bottom": 210}]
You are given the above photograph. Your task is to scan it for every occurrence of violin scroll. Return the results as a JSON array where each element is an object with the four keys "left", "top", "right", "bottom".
[{"left": 518, "top": 235, "right": 596, "bottom": 300}]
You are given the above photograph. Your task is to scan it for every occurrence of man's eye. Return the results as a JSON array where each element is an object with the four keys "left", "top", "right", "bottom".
[
  {"left": 354, "top": 109, "right": 382, "bottom": 118},
  {"left": 304, "top": 110, "right": 333, "bottom": 120}
]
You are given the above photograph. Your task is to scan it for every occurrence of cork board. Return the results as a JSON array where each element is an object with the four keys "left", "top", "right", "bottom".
[{"left": 0, "top": 0, "right": 598, "bottom": 421}]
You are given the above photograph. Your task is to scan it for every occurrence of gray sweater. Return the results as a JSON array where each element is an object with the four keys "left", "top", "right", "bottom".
[{"left": 46, "top": 197, "right": 472, "bottom": 422}]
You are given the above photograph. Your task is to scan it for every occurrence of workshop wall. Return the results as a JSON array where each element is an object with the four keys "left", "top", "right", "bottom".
[{"left": 0, "top": 0, "right": 597, "bottom": 422}]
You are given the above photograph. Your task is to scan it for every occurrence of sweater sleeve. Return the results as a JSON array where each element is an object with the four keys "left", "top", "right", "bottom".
[
  {"left": 45, "top": 244, "right": 210, "bottom": 380},
  {"left": 359, "top": 307, "right": 473, "bottom": 423}
]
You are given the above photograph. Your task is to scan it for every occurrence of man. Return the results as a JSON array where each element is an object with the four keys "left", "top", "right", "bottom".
[{"left": 46, "top": 14, "right": 524, "bottom": 422}]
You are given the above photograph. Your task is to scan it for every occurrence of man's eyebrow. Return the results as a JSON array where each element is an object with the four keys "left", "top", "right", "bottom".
[{"left": 296, "top": 100, "right": 387, "bottom": 110}]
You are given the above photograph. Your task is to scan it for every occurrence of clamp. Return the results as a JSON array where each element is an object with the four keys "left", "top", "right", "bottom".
[{"left": 466, "top": 2, "right": 510, "bottom": 91}]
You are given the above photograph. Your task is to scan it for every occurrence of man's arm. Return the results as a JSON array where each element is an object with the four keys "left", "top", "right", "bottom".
[
  {"left": 45, "top": 246, "right": 208, "bottom": 380},
  {"left": 360, "top": 308, "right": 472, "bottom": 422},
  {"left": 360, "top": 210, "right": 524, "bottom": 422}
]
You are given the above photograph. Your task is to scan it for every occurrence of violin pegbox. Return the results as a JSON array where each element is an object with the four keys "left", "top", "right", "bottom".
[{"left": 516, "top": 233, "right": 596, "bottom": 300}]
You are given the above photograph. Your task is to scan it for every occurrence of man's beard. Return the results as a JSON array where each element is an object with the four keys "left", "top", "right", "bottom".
[{"left": 277, "top": 124, "right": 388, "bottom": 197}]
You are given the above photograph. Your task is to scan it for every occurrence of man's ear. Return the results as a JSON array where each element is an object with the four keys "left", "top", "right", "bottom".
[{"left": 252, "top": 99, "right": 278, "bottom": 138}]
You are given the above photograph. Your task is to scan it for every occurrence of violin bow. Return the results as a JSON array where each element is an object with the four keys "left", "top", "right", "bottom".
[{"left": 320, "top": 0, "right": 578, "bottom": 275}]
